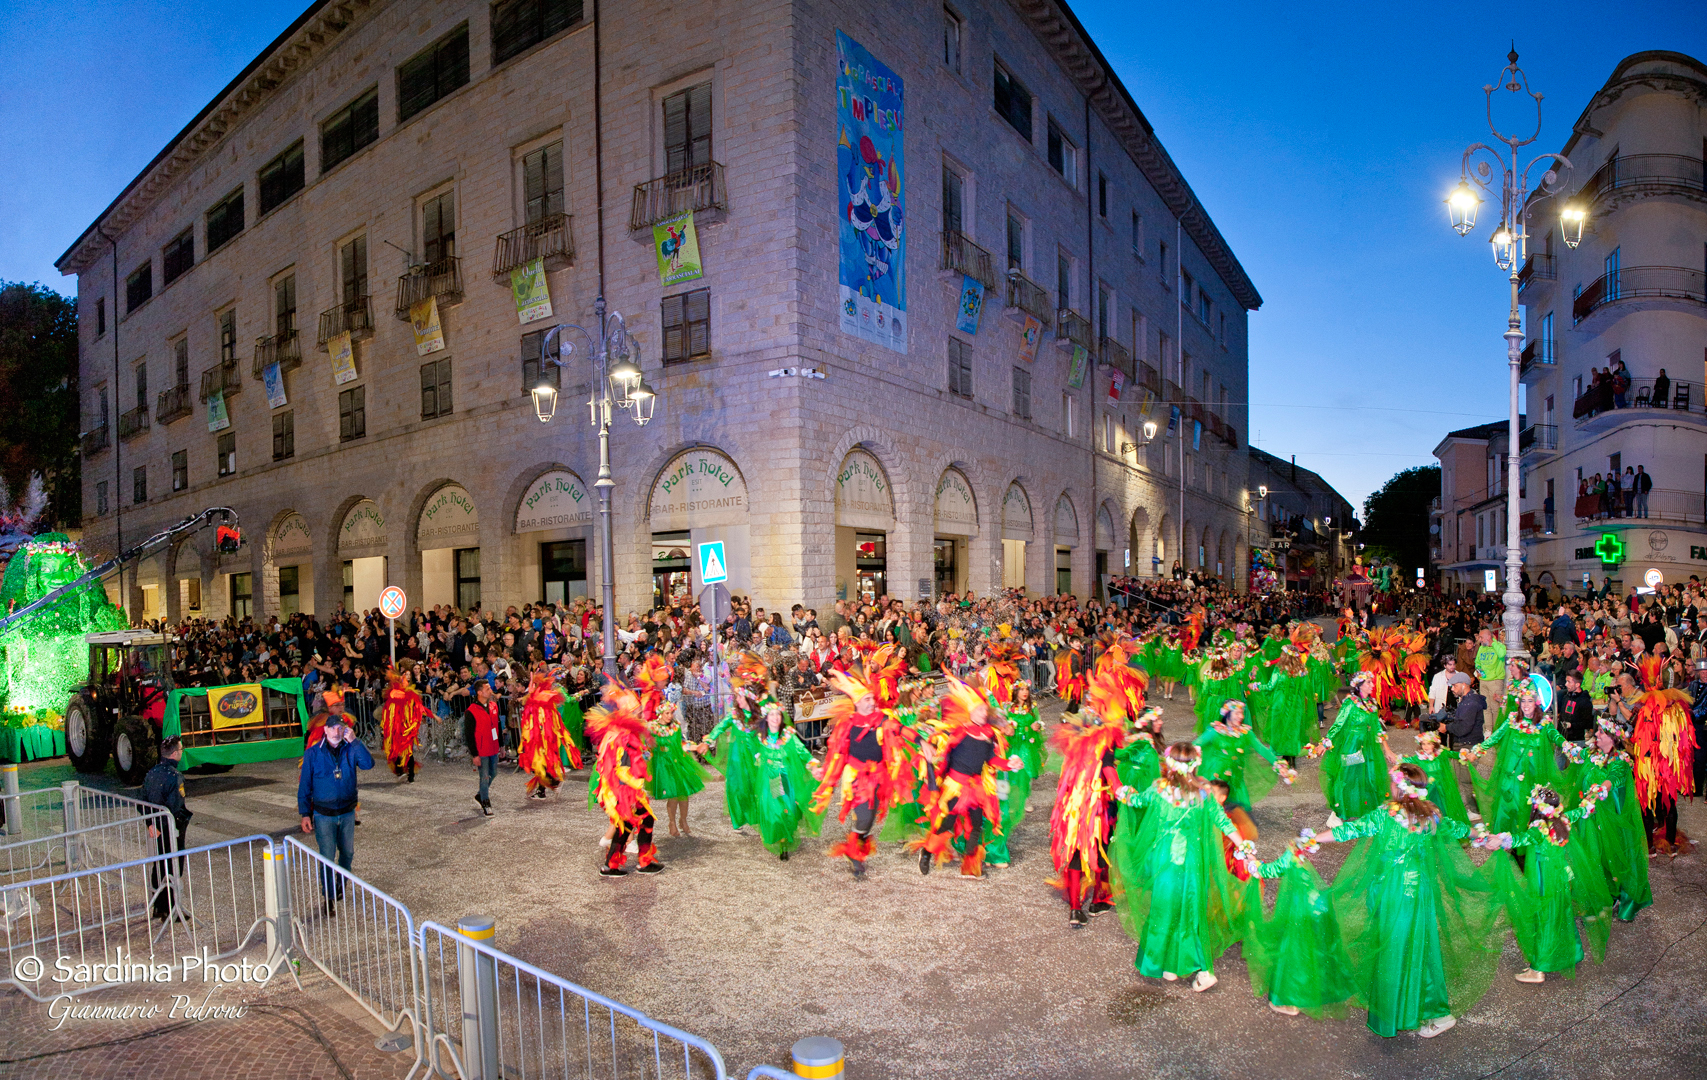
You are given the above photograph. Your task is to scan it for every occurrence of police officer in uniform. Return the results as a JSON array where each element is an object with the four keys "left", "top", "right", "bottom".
[{"left": 140, "top": 736, "right": 192, "bottom": 921}]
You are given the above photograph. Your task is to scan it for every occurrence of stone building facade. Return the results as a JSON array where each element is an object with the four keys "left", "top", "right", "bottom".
[{"left": 60, "top": 0, "right": 1261, "bottom": 624}]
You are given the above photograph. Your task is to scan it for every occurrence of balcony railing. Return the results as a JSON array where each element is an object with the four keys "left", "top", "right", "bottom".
[
  {"left": 317, "top": 295, "right": 374, "bottom": 348},
  {"left": 1138, "top": 361, "right": 1160, "bottom": 397},
  {"left": 395, "top": 257, "right": 465, "bottom": 320},
  {"left": 1003, "top": 272, "right": 1053, "bottom": 324},
  {"left": 628, "top": 162, "right": 727, "bottom": 231},
  {"left": 1578, "top": 154, "right": 1707, "bottom": 208},
  {"left": 1517, "top": 253, "right": 1555, "bottom": 290},
  {"left": 940, "top": 230, "right": 997, "bottom": 289},
  {"left": 1573, "top": 265, "right": 1706, "bottom": 323},
  {"left": 1519, "top": 337, "right": 1556, "bottom": 380},
  {"left": 252, "top": 330, "right": 303, "bottom": 377},
  {"left": 155, "top": 384, "right": 193, "bottom": 425},
  {"left": 1223, "top": 423, "right": 1238, "bottom": 448},
  {"left": 117, "top": 404, "right": 150, "bottom": 441},
  {"left": 1570, "top": 486, "right": 1706, "bottom": 527},
  {"left": 1574, "top": 377, "right": 1697, "bottom": 424},
  {"left": 198, "top": 361, "right": 242, "bottom": 402},
  {"left": 81, "top": 425, "right": 109, "bottom": 456},
  {"left": 1055, "top": 308, "right": 1093, "bottom": 350},
  {"left": 1099, "top": 336, "right": 1134, "bottom": 378},
  {"left": 1518, "top": 423, "right": 1557, "bottom": 454},
  {"left": 493, "top": 213, "right": 575, "bottom": 279},
  {"left": 1206, "top": 413, "right": 1226, "bottom": 439}
]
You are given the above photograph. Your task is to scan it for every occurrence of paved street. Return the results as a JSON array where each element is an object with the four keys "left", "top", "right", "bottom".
[{"left": 13, "top": 693, "right": 1707, "bottom": 1080}]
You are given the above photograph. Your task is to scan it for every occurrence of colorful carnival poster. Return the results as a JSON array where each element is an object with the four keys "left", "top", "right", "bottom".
[
  {"left": 1192, "top": 420, "right": 1203, "bottom": 451},
  {"left": 263, "top": 362, "right": 288, "bottom": 409},
  {"left": 1018, "top": 316, "right": 1042, "bottom": 363},
  {"left": 410, "top": 296, "right": 445, "bottom": 355},
  {"left": 510, "top": 258, "right": 554, "bottom": 324},
  {"left": 1108, "top": 369, "right": 1124, "bottom": 402},
  {"left": 1067, "top": 345, "right": 1089, "bottom": 389},
  {"left": 955, "top": 275, "right": 984, "bottom": 335},
  {"left": 836, "top": 31, "right": 906, "bottom": 354},
  {"left": 206, "top": 390, "right": 229, "bottom": 432},
  {"left": 328, "top": 331, "right": 358, "bottom": 386},
  {"left": 653, "top": 212, "right": 703, "bottom": 286},
  {"left": 207, "top": 684, "right": 265, "bottom": 730}
]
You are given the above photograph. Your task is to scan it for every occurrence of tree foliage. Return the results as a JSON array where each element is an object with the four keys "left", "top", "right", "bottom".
[
  {"left": 1361, "top": 465, "right": 1440, "bottom": 575},
  {"left": 0, "top": 282, "right": 80, "bottom": 528}
]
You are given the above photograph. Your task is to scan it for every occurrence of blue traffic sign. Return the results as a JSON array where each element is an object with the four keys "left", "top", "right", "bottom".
[{"left": 697, "top": 541, "right": 728, "bottom": 584}]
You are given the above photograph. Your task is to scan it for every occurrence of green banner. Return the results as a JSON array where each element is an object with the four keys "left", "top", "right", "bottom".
[
  {"left": 510, "top": 258, "right": 554, "bottom": 324},
  {"left": 653, "top": 212, "right": 703, "bottom": 286},
  {"left": 162, "top": 677, "right": 311, "bottom": 770}
]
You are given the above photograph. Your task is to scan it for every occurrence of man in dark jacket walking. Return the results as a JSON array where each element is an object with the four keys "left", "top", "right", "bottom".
[
  {"left": 141, "top": 737, "right": 192, "bottom": 921},
  {"left": 1557, "top": 672, "right": 1596, "bottom": 743},
  {"left": 298, "top": 717, "right": 374, "bottom": 915},
  {"left": 1446, "top": 680, "right": 1486, "bottom": 750}
]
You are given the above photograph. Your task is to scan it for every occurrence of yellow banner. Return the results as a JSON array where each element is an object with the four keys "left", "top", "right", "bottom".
[
  {"left": 207, "top": 684, "right": 265, "bottom": 730},
  {"left": 328, "top": 330, "right": 358, "bottom": 386},
  {"left": 411, "top": 296, "right": 445, "bottom": 355}
]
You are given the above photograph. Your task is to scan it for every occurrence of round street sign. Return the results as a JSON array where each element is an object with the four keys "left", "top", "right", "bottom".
[
  {"left": 1644, "top": 568, "right": 1663, "bottom": 588},
  {"left": 378, "top": 586, "right": 407, "bottom": 620}
]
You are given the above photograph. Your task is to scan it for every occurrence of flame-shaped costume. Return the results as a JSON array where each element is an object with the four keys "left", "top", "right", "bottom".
[
  {"left": 586, "top": 684, "right": 660, "bottom": 871},
  {"left": 380, "top": 667, "right": 426, "bottom": 778},
  {"left": 1630, "top": 655, "right": 1697, "bottom": 821},
  {"left": 519, "top": 670, "right": 579, "bottom": 796},
  {"left": 811, "top": 655, "right": 918, "bottom": 874},
  {"left": 1048, "top": 662, "right": 1139, "bottom": 915},
  {"left": 909, "top": 674, "right": 1012, "bottom": 877}
]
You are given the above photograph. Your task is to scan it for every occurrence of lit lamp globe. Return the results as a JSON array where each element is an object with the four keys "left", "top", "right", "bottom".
[
  {"left": 1560, "top": 204, "right": 1586, "bottom": 249},
  {"left": 1447, "top": 180, "right": 1481, "bottom": 236}
]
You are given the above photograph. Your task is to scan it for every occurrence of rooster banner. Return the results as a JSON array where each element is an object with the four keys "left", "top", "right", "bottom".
[
  {"left": 653, "top": 212, "right": 703, "bottom": 286},
  {"left": 836, "top": 31, "right": 906, "bottom": 354}
]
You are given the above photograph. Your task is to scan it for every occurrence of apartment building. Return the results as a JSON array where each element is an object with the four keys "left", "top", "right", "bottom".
[
  {"left": 1244, "top": 447, "right": 1358, "bottom": 592},
  {"left": 59, "top": 0, "right": 1260, "bottom": 622},
  {"left": 1433, "top": 420, "right": 1509, "bottom": 594}
]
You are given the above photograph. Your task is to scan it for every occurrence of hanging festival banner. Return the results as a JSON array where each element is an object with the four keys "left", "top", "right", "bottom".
[
  {"left": 1018, "top": 316, "right": 1042, "bottom": 363},
  {"left": 653, "top": 212, "right": 703, "bottom": 286},
  {"left": 510, "top": 258, "right": 554, "bottom": 324},
  {"left": 207, "top": 684, "right": 264, "bottom": 731},
  {"left": 1108, "top": 369, "right": 1124, "bottom": 402},
  {"left": 263, "top": 362, "right": 288, "bottom": 409},
  {"left": 955, "top": 275, "right": 984, "bottom": 335},
  {"left": 1067, "top": 345, "right": 1089, "bottom": 389},
  {"left": 328, "top": 330, "right": 358, "bottom": 386},
  {"left": 836, "top": 31, "right": 906, "bottom": 354},
  {"left": 410, "top": 296, "right": 445, "bottom": 355},
  {"left": 206, "top": 389, "right": 229, "bottom": 432}
]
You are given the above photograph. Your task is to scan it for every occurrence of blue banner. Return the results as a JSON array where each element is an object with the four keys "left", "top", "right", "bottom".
[
  {"left": 836, "top": 31, "right": 906, "bottom": 354},
  {"left": 955, "top": 275, "right": 983, "bottom": 335}
]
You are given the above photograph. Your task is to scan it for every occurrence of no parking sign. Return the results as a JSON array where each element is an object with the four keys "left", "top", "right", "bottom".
[{"left": 379, "top": 586, "right": 407, "bottom": 619}]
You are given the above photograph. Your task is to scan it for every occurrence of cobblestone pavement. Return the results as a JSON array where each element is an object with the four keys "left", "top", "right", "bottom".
[{"left": 15, "top": 693, "right": 1707, "bottom": 1080}]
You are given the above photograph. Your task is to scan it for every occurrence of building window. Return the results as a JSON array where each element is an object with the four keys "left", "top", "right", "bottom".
[
  {"left": 321, "top": 87, "right": 380, "bottom": 172},
  {"left": 220, "top": 308, "right": 237, "bottom": 364},
  {"left": 1012, "top": 366, "right": 1031, "bottom": 420},
  {"left": 662, "top": 83, "right": 713, "bottom": 175},
  {"left": 342, "top": 560, "right": 354, "bottom": 609},
  {"left": 133, "top": 361, "right": 148, "bottom": 413},
  {"left": 1103, "top": 413, "right": 1114, "bottom": 453},
  {"left": 279, "top": 565, "right": 301, "bottom": 616},
  {"left": 1158, "top": 240, "right": 1169, "bottom": 287},
  {"left": 258, "top": 140, "right": 305, "bottom": 215},
  {"left": 1006, "top": 210, "right": 1024, "bottom": 270},
  {"left": 1063, "top": 392, "right": 1075, "bottom": 437},
  {"left": 1158, "top": 331, "right": 1172, "bottom": 371},
  {"left": 942, "top": 164, "right": 965, "bottom": 236},
  {"left": 339, "top": 386, "right": 366, "bottom": 441},
  {"left": 521, "top": 328, "right": 560, "bottom": 394},
  {"left": 96, "top": 297, "right": 106, "bottom": 337},
  {"left": 1097, "top": 172, "right": 1108, "bottom": 218},
  {"left": 97, "top": 386, "right": 109, "bottom": 430},
  {"left": 216, "top": 432, "right": 236, "bottom": 477},
  {"left": 206, "top": 187, "right": 244, "bottom": 252},
  {"left": 172, "top": 450, "right": 187, "bottom": 491},
  {"left": 943, "top": 7, "right": 962, "bottom": 71},
  {"left": 1219, "top": 311, "right": 1226, "bottom": 346},
  {"left": 1540, "top": 311, "right": 1554, "bottom": 363},
  {"left": 272, "top": 411, "right": 294, "bottom": 461},
  {"left": 422, "top": 190, "right": 456, "bottom": 264},
  {"left": 993, "top": 63, "right": 1032, "bottom": 141},
  {"left": 1130, "top": 210, "right": 1142, "bottom": 256},
  {"left": 132, "top": 465, "right": 147, "bottom": 505},
  {"left": 173, "top": 337, "right": 189, "bottom": 388},
  {"left": 492, "top": 0, "right": 581, "bottom": 65},
  {"left": 125, "top": 262, "right": 152, "bottom": 313},
  {"left": 1198, "top": 289, "right": 1211, "bottom": 324},
  {"left": 229, "top": 572, "right": 253, "bottom": 620},
  {"left": 661, "top": 288, "right": 710, "bottom": 363},
  {"left": 341, "top": 236, "right": 368, "bottom": 304},
  {"left": 96, "top": 481, "right": 108, "bottom": 516},
  {"left": 1046, "top": 120, "right": 1076, "bottom": 186},
  {"left": 455, "top": 547, "right": 482, "bottom": 611},
  {"left": 1056, "top": 253, "right": 1071, "bottom": 310},
  {"left": 522, "top": 141, "right": 565, "bottom": 223},
  {"left": 162, "top": 228, "right": 194, "bottom": 286},
  {"left": 948, "top": 337, "right": 973, "bottom": 397},
  {"left": 1180, "top": 269, "right": 1195, "bottom": 309},
  {"left": 274, "top": 275, "right": 296, "bottom": 340},
  {"left": 399, "top": 23, "right": 470, "bottom": 122},
  {"left": 420, "top": 357, "right": 453, "bottom": 419}
]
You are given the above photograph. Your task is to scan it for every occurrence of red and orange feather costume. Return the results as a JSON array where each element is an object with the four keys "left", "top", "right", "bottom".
[
  {"left": 379, "top": 668, "right": 426, "bottom": 777},
  {"left": 586, "top": 684, "right": 660, "bottom": 870},
  {"left": 909, "top": 674, "right": 1013, "bottom": 876},
  {"left": 519, "top": 670, "right": 579, "bottom": 796}
]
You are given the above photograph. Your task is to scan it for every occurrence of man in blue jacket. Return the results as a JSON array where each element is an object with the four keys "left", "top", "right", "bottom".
[{"left": 297, "top": 716, "right": 373, "bottom": 916}]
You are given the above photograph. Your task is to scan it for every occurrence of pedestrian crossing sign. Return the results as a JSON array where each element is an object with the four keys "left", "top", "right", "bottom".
[{"left": 697, "top": 541, "right": 729, "bottom": 584}]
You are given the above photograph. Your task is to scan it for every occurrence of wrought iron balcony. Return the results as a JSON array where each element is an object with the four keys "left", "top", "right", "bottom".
[
  {"left": 1002, "top": 272, "right": 1052, "bottom": 325},
  {"left": 252, "top": 330, "right": 303, "bottom": 377},
  {"left": 1099, "top": 336, "right": 1134, "bottom": 378},
  {"left": 1138, "top": 361, "right": 1160, "bottom": 397},
  {"left": 940, "top": 230, "right": 997, "bottom": 289},
  {"left": 1574, "top": 377, "right": 1703, "bottom": 431},
  {"left": 394, "top": 257, "right": 465, "bottom": 320},
  {"left": 81, "top": 425, "right": 109, "bottom": 456},
  {"left": 1578, "top": 154, "right": 1707, "bottom": 211},
  {"left": 155, "top": 384, "right": 193, "bottom": 425},
  {"left": 1519, "top": 337, "right": 1556, "bottom": 382},
  {"left": 198, "top": 361, "right": 242, "bottom": 402},
  {"left": 1517, "top": 253, "right": 1555, "bottom": 291},
  {"left": 1223, "top": 423, "right": 1238, "bottom": 448},
  {"left": 493, "top": 213, "right": 575, "bottom": 279},
  {"left": 1518, "top": 423, "right": 1557, "bottom": 455},
  {"left": 629, "top": 162, "right": 727, "bottom": 231},
  {"left": 1573, "top": 265, "right": 1706, "bottom": 324},
  {"left": 317, "top": 295, "right": 374, "bottom": 348},
  {"left": 117, "top": 404, "right": 150, "bottom": 441},
  {"left": 1055, "top": 308, "right": 1093, "bottom": 350}
]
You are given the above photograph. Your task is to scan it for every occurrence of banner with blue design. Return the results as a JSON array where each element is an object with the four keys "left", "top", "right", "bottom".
[{"left": 836, "top": 31, "right": 906, "bottom": 354}]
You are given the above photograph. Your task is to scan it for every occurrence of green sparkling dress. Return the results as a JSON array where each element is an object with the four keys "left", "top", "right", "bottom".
[
  {"left": 1317, "top": 698, "right": 1389, "bottom": 821},
  {"left": 1492, "top": 810, "right": 1613, "bottom": 976},
  {"left": 1402, "top": 750, "right": 1471, "bottom": 826},
  {"left": 749, "top": 729, "right": 824, "bottom": 856},
  {"left": 882, "top": 709, "right": 935, "bottom": 843},
  {"left": 646, "top": 725, "right": 708, "bottom": 801},
  {"left": 1250, "top": 667, "right": 1317, "bottom": 758},
  {"left": 704, "top": 714, "right": 759, "bottom": 829},
  {"left": 1194, "top": 661, "right": 1252, "bottom": 735},
  {"left": 1564, "top": 750, "right": 1652, "bottom": 921},
  {"left": 1470, "top": 718, "right": 1564, "bottom": 836},
  {"left": 1246, "top": 852, "right": 1357, "bottom": 1018},
  {"left": 1193, "top": 723, "right": 1283, "bottom": 806},
  {"left": 1327, "top": 806, "right": 1504, "bottom": 1037},
  {"left": 1109, "top": 783, "right": 1256, "bottom": 979},
  {"left": 977, "top": 707, "right": 1043, "bottom": 865}
]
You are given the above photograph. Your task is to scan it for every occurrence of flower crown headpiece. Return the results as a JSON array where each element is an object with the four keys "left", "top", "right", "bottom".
[
  {"left": 1390, "top": 769, "right": 1429, "bottom": 801},
  {"left": 1528, "top": 784, "right": 1561, "bottom": 818},
  {"left": 1219, "top": 700, "right": 1246, "bottom": 721},
  {"left": 1163, "top": 753, "right": 1200, "bottom": 776}
]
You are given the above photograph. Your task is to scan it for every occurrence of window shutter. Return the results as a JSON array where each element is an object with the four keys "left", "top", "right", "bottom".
[
  {"left": 663, "top": 91, "right": 689, "bottom": 175},
  {"left": 686, "top": 289, "right": 710, "bottom": 356},
  {"left": 688, "top": 83, "right": 712, "bottom": 169},
  {"left": 662, "top": 293, "right": 684, "bottom": 360}
]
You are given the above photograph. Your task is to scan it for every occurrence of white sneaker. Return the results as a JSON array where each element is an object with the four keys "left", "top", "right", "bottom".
[
  {"left": 1325, "top": 812, "right": 1343, "bottom": 829},
  {"left": 1190, "top": 971, "right": 1218, "bottom": 993},
  {"left": 1515, "top": 968, "right": 1544, "bottom": 984},
  {"left": 1418, "top": 1015, "right": 1456, "bottom": 1038},
  {"left": 1468, "top": 811, "right": 1483, "bottom": 821},
  {"left": 1161, "top": 971, "right": 1178, "bottom": 982},
  {"left": 1268, "top": 1001, "right": 1299, "bottom": 1016}
]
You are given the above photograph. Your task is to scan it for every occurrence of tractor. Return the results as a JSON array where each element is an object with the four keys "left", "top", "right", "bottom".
[{"left": 64, "top": 630, "right": 174, "bottom": 785}]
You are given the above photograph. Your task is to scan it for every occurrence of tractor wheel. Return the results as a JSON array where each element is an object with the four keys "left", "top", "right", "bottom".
[
  {"left": 113, "top": 715, "right": 158, "bottom": 787},
  {"left": 64, "top": 694, "right": 112, "bottom": 775}
]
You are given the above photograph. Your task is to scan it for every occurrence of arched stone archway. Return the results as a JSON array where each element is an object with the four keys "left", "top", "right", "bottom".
[
  {"left": 931, "top": 465, "right": 980, "bottom": 598},
  {"left": 261, "top": 510, "right": 315, "bottom": 617}
]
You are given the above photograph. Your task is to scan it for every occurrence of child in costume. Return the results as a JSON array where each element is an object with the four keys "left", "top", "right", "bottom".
[
  {"left": 1194, "top": 700, "right": 1295, "bottom": 808},
  {"left": 1049, "top": 689, "right": 1128, "bottom": 926},
  {"left": 1627, "top": 654, "right": 1698, "bottom": 856},
  {"left": 1245, "top": 833, "right": 1357, "bottom": 1019},
  {"left": 647, "top": 700, "right": 708, "bottom": 837},
  {"left": 1109, "top": 741, "right": 1259, "bottom": 992},
  {"left": 1392, "top": 729, "right": 1472, "bottom": 826},
  {"left": 983, "top": 681, "right": 1045, "bottom": 868},
  {"left": 1154, "top": 627, "right": 1188, "bottom": 700},
  {"left": 1564, "top": 724, "right": 1652, "bottom": 921},
  {"left": 1485, "top": 783, "right": 1613, "bottom": 984},
  {"left": 750, "top": 701, "right": 822, "bottom": 860},
  {"left": 379, "top": 660, "right": 426, "bottom": 782},
  {"left": 1463, "top": 686, "right": 1564, "bottom": 836},
  {"left": 702, "top": 653, "right": 771, "bottom": 831},
  {"left": 913, "top": 674, "right": 1017, "bottom": 879},
  {"left": 1193, "top": 645, "right": 1250, "bottom": 735},
  {"left": 586, "top": 685, "right": 663, "bottom": 877},
  {"left": 1247, "top": 639, "right": 1315, "bottom": 763},
  {"left": 519, "top": 668, "right": 579, "bottom": 800},
  {"left": 1309, "top": 672, "right": 1390, "bottom": 827},
  {"left": 811, "top": 652, "right": 915, "bottom": 879}
]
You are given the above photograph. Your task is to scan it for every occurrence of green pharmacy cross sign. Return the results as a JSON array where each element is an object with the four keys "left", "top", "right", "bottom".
[{"left": 1595, "top": 532, "right": 1625, "bottom": 567}]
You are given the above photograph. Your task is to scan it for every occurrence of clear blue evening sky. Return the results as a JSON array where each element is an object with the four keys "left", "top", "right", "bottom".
[{"left": 2, "top": 1, "right": 1702, "bottom": 512}]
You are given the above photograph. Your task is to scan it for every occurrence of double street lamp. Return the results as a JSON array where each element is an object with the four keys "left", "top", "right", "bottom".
[
  {"left": 534, "top": 298, "right": 657, "bottom": 680},
  {"left": 1446, "top": 47, "right": 1585, "bottom": 663}
]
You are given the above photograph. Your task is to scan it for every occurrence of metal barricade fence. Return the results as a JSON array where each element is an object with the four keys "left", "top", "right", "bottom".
[
  {"left": 2, "top": 799, "right": 174, "bottom": 888},
  {"left": 1, "top": 833, "right": 274, "bottom": 1001},
  {"left": 277, "top": 835, "right": 422, "bottom": 1053},
  {"left": 417, "top": 919, "right": 728, "bottom": 1080}
]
